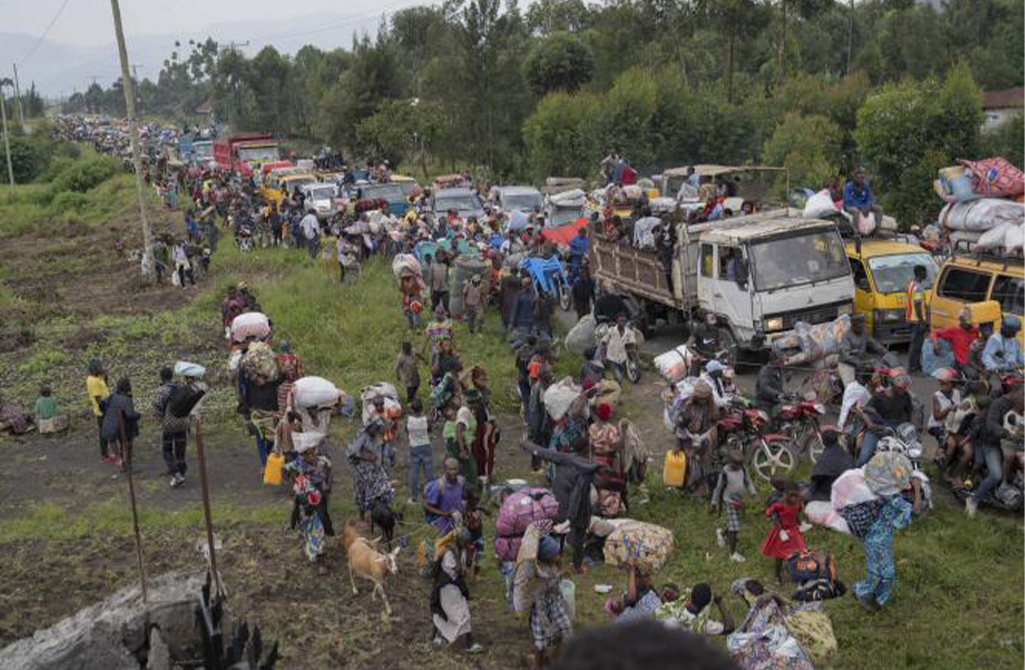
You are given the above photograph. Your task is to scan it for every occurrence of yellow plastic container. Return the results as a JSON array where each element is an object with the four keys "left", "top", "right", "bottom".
[
  {"left": 263, "top": 452, "right": 284, "bottom": 486},
  {"left": 663, "top": 450, "right": 687, "bottom": 488}
]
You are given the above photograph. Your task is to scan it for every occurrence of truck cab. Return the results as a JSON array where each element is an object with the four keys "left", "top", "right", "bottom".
[
  {"left": 845, "top": 239, "right": 939, "bottom": 344},
  {"left": 590, "top": 210, "right": 855, "bottom": 351}
]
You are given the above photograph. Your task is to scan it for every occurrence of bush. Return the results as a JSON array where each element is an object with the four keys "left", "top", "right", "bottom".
[
  {"left": 7, "top": 136, "right": 58, "bottom": 183},
  {"left": 51, "top": 156, "right": 120, "bottom": 193},
  {"left": 763, "top": 113, "right": 842, "bottom": 191},
  {"left": 50, "top": 191, "right": 90, "bottom": 215}
]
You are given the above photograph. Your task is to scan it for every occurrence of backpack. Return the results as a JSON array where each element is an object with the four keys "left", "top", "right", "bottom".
[
  {"left": 788, "top": 550, "right": 837, "bottom": 585},
  {"left": 169, "top": 384, "right": 205, "bottom": 419}
]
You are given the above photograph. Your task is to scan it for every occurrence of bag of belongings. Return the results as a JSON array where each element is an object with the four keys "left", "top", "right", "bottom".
[{"left": 603, "top": 520, "right": 674, "bottom": 575}]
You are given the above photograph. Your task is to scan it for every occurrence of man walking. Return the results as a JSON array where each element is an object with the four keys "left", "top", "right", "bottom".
[{"left": 905, "top": 265, "right": 929, "bottom": 374}]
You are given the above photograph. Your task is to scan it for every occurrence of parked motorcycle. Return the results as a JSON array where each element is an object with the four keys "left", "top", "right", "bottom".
[
  {"left": 775, "top": 395, "right": 831, "bottom": 464},
  {"left": 717, "top": 397, "right": 797, "bottom": 481}
]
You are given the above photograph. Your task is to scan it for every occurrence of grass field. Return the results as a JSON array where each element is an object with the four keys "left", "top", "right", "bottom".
[{"left": 0, "top": 186, "right": 1022, "bottom": 668}]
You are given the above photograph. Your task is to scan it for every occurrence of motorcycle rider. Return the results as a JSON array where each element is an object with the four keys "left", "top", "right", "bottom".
[
  {"left": 966, "top": 382, "right": 1025, "bottom": 518},
  {"left": 982, "top": 316, "right": 1024, "bottom": 374},
  {"left": 839, "top": 314, "right": 888, "bottom": 385},
  {"left": 689, "top": 313, "right": 722, "bottom": 377},
  {"left": 755, "top": 351, "right": 787, "bottom": 418},
  {"left": 855, "top": 372, "right": 914, "bottom": 467},
  {"left": 602, "top": 312, "right": 637, "bottom": 383}
]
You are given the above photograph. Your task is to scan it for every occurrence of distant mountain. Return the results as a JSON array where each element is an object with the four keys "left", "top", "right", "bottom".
[{"left": 1, "top": 12, "right": 382, "bottom": 98}]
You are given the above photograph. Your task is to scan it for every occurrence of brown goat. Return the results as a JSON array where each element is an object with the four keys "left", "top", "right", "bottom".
[{"left": 343, "top": 521, "right": 400, "bottom": 616}]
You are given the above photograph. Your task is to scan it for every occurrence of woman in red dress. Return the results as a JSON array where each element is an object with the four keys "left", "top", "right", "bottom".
[{"left": 760, "top": 483, "right": 806, "bottom": 584}]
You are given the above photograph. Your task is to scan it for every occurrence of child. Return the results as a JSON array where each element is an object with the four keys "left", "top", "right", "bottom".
[
  {"left": 368, "top": 395, "right": 400, "bottom": 468},
  {"left": 761, "top": 481, "right": 806, "bottom": 584},
  {"left": 34, "top": 386, "right": 63, "bottom": 434},
  {"left": 405, "top": 398, "right": 433, "bottom": 505},
  {"left": 710, "top": 451, "right": 757, "bottom": 563},
  {"left": 395, "top": 341, "right": 421, "bottom": 403}
]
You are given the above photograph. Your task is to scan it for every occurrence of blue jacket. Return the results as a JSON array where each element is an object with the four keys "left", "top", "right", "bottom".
[{"left": 843, "top": 181, "right": 875, "bottom": 210}]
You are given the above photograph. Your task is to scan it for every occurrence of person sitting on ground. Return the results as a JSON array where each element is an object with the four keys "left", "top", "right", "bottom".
[
  {"left": 607, "top": 565, "right": 663, "bottom": 623},
  {"left": 809, "top": 428, "right": 854, "bottom": 502},
  {"left": 654, "top": 582, "right": 736, "bottom": 636}
]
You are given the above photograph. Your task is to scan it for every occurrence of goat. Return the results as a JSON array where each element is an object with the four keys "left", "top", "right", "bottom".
[
  {"left": 370, "top": 499, "right": 402, "bottom": 549},
  {"left": 343, "top": 521, "right": 400, "bottom": 616}
]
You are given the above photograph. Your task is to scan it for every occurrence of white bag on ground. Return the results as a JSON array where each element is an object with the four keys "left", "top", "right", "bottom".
[
  {"left": 543, "top": 377, "right": 582, "bottom": 422},
  {"left": 293, "top": 376, "right": 340, "bottom": 409},
  {"left": 565, "top": 315, "right": 597, "bottom": 355}
]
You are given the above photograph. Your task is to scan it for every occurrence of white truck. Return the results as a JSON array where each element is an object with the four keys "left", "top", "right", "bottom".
[{"left": 589, "top": 209, "right": 855, "bottom": 353}]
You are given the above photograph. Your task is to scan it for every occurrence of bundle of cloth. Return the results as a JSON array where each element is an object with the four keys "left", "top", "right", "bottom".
[
  {"left": 935, "top": 159, "right": 1025, "bottom": 256},
  {"left": 770, "top": 315, "right": 850, "bottom": 367}
]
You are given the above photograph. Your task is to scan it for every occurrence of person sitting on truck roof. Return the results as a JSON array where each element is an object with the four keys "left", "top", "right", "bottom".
[
  {"left": 843, "top": 168, "right": 882, "bottom": 230},
  {"left": 839, "top": 314, "right": 888, "bottom": 384}
]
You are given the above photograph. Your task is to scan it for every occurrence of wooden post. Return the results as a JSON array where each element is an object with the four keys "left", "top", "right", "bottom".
[
  {"left": 0, "top": 87, "right": 14, "bottom": 203},
  {"left": 193, "top": 420, "right": 223, "bottom": 598},
  {"left": 108, "top": 0, "right": 154, "bottom": 279},
  {"left": 118, "top": 415, "right": 149, "bottom": 612}
]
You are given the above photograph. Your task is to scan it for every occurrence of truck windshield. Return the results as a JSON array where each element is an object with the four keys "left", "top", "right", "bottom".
[
  {"left": 750, "top": 230, "right": 849, "bottom": 291},
  {"left": 547, "top": 206, "right": 583, "bottom": 227},
  {"left": 436, "top": 195, "right": 482, "bottom": 212},
  {"left": 504, "top": 193, "right": 543, "bottom": 212},
  {"left": 868, "top": 253, "right": 938, "bottom": 294},
  {"left": 308, "top": 186, "right": 336, "bottom": 200},
  {"left": 193, "top": 142, "right": 213, "bottom": 159},
  {"left": 237, "top": 145, "right": 279, "bottom": 162}
]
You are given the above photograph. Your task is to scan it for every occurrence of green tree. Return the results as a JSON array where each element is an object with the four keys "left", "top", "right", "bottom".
[
  {"left": 763, "top": 113, "right": 841, "bottom": 189},
  {"left": 522, "top": 90, "right": 602, "bottom": 180},
  {"left": 523, "top": 32, "right": 594, "bottom": 96},
  {"left": 981, "top": 114, "right": 1025, "bottom": 171},
  {"left": 356, "top": 98, "right": 445, "bottom": 177}
]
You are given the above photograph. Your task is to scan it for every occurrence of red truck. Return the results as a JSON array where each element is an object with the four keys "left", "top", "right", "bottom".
[{"left": 213, "top": 133, "right": 281, "bottom": 176}]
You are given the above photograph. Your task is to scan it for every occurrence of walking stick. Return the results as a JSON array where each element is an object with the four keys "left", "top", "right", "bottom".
[
  {"left": 193, "top": 418, "right": 224, "bottom": 598},
  {"left": 118, "top": 413, "right": 149, "bottom": 616}
]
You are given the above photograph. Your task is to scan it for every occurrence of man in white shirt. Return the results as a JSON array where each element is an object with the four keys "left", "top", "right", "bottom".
[
  {"left": 838, "top": 366, "right": 872, "bottom": 430},
  {"left": 300, "top": 212, "right": 320, "bottom": 259},
  {"left": 602, "top": 312, "right": 636, "bottom": 383}
]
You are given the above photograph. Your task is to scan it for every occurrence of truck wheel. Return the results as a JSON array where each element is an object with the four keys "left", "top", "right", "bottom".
[{"left": 717, "top": 327, "right": 737, "bottom": 368}]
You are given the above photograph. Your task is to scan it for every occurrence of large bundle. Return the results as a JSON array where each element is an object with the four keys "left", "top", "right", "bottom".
[
  {"left": 958, "top": 157, "right": 1025, "bottom": 198},
  {"left": 603, "top": 521, "right": 674, "bottom": 575},
  {"left": 493, "top": 488, "right": 560, "bottom": 562},
  {"left": 450, "top": 256, "right": 488, "bottom": 318},
  {"left": 360, "top": 382, "right": 401, "bottom": 425},
  {"left": 939, "top": 198, "right": 1024, "bottom": 232},
  {"left": 173, "top": 361, "right": 206, "bottom": 378},
  {"left": 565, "top": 315, "right": 597, "bottom": 355},
  {"left": 771, "top": 315, "right": 850, "bottom": 366},
  {"left": 549, "top": 189, "right": 586, "bottom": 207},
  {"left": 391, "top": 253, "right": 422, "bottom": 281},
  {"left": 654, "top": 344, "right": 693, "bottom": 383},
  {"left": 977, "top": 221, "right": 1025, "bottom": 254},
  {"left": 543, "top": 377, "right": 582, "bottom": 422},
  {"left": 231, "top": 312, "right": 270, "bottom": 343},
  {"left": 240, "top": 342, "right": 279, "bottom": 381},
  {"left": 293, "top": 376, "right": 340, "bottom": 409}
]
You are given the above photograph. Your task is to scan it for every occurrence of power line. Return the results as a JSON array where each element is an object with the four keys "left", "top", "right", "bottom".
[
  {"left": 245, "top": 0, "right": 420, "bottom": 44},
  {"left": 19, "top": 0, "right": 75, "bottom": 66}
]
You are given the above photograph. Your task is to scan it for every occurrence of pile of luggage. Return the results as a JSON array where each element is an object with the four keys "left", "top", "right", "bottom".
[{"left": 935, "top": 157, "right": 1025, "bottom": 255}]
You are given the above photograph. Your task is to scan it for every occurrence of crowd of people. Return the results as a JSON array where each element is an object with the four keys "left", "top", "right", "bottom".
[{"left": 9, "top": 119, "right": 1018, "bottom": 670}]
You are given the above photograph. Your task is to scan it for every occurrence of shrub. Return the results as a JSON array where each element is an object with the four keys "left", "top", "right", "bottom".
[
  {"left": 51, "top": 156, "right": 119, "bottom": 193},
  {"left": 50, "top": 191, "right": 90, "bottom": 215}
]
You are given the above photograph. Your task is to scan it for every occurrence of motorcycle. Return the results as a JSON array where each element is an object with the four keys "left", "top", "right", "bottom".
[
  {"left": 717, "top": 397, "right": 797, "bottom": 481},
  {"left": 595, "top": 318, "right": 643, "bottom": 384},
  {"left": 775, "top": 394, "right": 831, "bottom": 464},
  {"left": 948, "top": 410, "right": 1024, "bottom": 513}
]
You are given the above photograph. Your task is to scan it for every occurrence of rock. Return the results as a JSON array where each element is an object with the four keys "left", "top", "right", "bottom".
[{"left": 0, "top": 572, "right": 206, "bottom": 670}]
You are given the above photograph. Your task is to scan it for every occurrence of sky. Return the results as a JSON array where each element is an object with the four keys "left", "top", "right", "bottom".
[{"left": 6, "top": 0, "right": 429, "bottom": 47}]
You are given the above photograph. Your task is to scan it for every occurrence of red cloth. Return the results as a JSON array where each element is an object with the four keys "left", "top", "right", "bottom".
[
  {"left": 540, "top": 218, "right": 588, "bottom": 246},
  {"left": 621, "top": 165, "right": 638, "bottom": 185},
  {"left": 760, "top": 501, "right": 806, "bottom": 559},
  {"left": 472, "top": 421, "right": 496, "bottom": 478},
  {"left": 932, "top": 325, "right": 978, "bottom": 366}
]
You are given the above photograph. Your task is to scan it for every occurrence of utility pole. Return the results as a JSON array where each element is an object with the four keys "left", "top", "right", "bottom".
[
  {"left": 0, "top": 83, "right": 15, "bottom": 202},
  {"left": 131, "top": 65, "right": 144, "bottom": 117},
  {"left": 108, "top": 0, "right": 154, "bottom": 281},
  {"left": 12, "top": 63, "right": 25, "bottom": 126}
]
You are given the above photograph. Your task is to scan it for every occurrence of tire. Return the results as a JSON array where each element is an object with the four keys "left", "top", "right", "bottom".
[
  {"left": 558, "top": 283, "right": 571, "bottom": 312},
  {"left": 626, "top": 356, "right": 641, "bottom": 383},
  {"left": 749, "top": 437, "right": 796, "bottom": 481},
  {"left": 717, "top": 326, "right": 737, "bottom": 368},
  {"left": 802, "top": 427, "right": 826, "bottom": 464}
]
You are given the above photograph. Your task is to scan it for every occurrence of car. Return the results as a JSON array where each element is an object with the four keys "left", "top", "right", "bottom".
[
  {"left": 489, "top": 185, "right": 543, "bottom": 214},
  {"left": 929, "top": 245, "right": 1024, "bottom": 346},
  {"left": 301, "top": 182, "right": 342, "bottom": 220},
  {"left": 429, "top": 187, "right": 486, "bottom": 223},
  {"left": 356, "top": 180, "right": 418, "bottom": 216}
]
